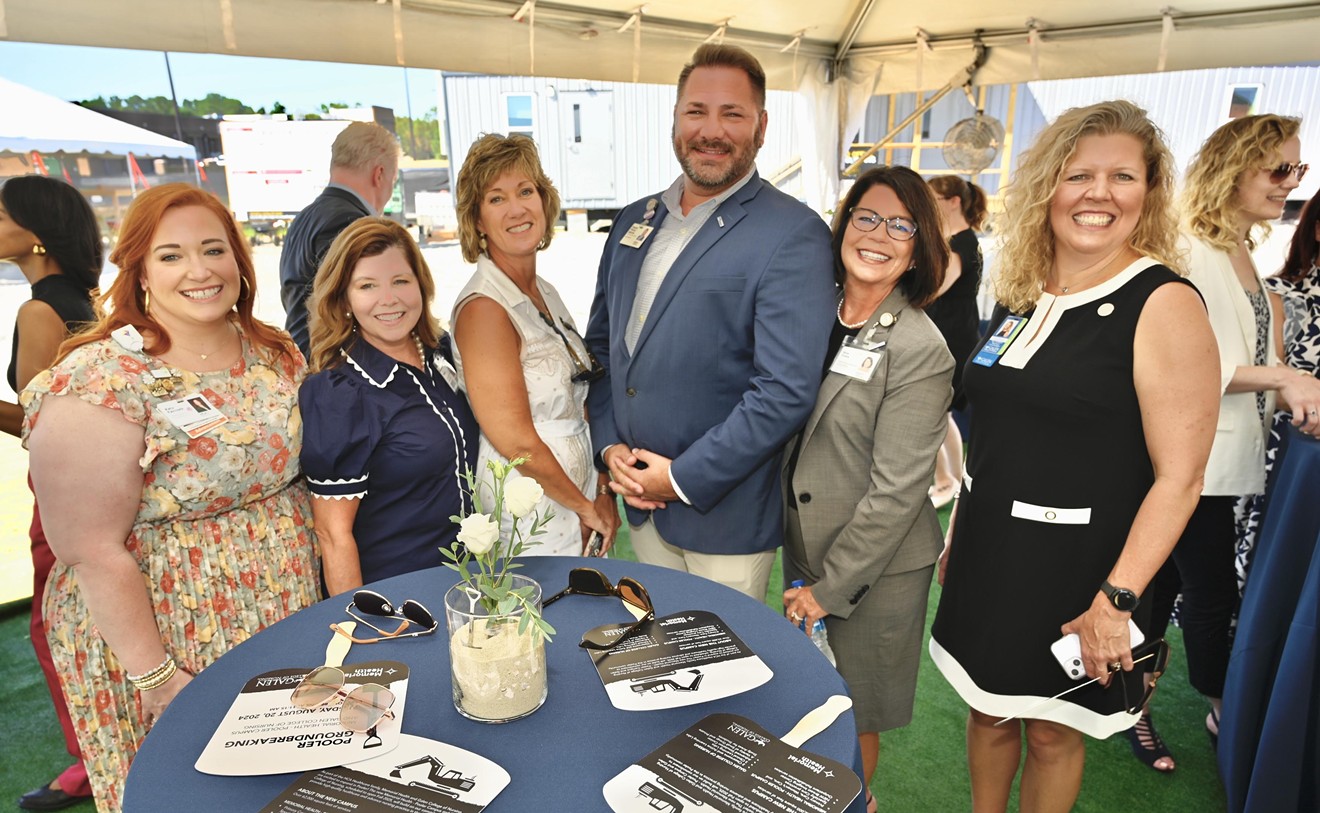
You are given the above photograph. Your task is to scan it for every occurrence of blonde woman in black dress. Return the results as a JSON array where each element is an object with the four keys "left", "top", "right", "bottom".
[{"left": 930, "top": 101, "right": 1219, "bottom": 812}]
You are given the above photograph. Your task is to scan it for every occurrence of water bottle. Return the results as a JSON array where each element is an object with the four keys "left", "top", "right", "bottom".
[{"left": 789, "top": 580, "right": 836, "bottom": 665}]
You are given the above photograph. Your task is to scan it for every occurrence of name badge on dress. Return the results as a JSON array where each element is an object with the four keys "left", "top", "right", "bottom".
[
  {"left": 829, "top": 337, "right": 886, "bottom": 382},
  {"left": 158, "top": 392, "right": 229, "bottom": 438},
  {"left": 972, "top": 315, "right": 1028, "bottom": 367}
]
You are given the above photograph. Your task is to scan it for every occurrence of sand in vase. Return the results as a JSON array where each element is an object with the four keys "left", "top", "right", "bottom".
[{"left": 450, "top": 617, "right": 547, "bottom": 721}]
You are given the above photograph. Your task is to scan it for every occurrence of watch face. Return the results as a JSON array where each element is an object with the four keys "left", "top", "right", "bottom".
[{"left": 1111, "top": 589, "right": 1139, "bottom": 612}]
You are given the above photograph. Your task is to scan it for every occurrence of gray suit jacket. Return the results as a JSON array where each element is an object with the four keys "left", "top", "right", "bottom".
[{"left": 784, "top": 286, "right": 954, "bottom": 619}]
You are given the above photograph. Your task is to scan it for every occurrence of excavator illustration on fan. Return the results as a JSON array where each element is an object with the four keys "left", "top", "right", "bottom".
[
  {"left": 637, "top": 776, "right": 705, "bottom": 812},
  {"left": 629, "top": 669, "right": 704, "bottom": 695},
  {"left": 389, "top": 755, "right": 477, "bottom": 798}
]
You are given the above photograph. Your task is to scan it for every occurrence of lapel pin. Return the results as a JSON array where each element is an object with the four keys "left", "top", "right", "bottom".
[
  {"left": 878, "top": 312, "right": 896, "bottom": 327},
  {"left": 643, "top": 198, "right": 658, "bottom": 222},
  {"left": 717, "top": 216, "right": 724, "bottom": 228}
]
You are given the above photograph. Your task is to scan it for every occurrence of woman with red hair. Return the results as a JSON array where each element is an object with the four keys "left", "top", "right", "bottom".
[{"left": 22, "top": 184, "right": 320, "bottom": 812}]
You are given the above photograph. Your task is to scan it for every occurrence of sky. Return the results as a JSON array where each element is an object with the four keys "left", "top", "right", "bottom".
[{"left": 0, "top": 41, "right": 443, "bottom": 118}]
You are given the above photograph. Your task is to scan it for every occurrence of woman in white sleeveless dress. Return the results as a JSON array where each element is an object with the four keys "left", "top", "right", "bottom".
[{"left": 451, "top": 134, "right": 619, "bottom": 556}]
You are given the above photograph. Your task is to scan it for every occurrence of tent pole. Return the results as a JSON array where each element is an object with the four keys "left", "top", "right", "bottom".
[{"left": 841, "top": 41, "right": 986, "bottom": 177}]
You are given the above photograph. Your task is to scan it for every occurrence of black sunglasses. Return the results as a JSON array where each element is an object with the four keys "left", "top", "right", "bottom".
[
  {"left": 332, "top": 590, "right": 437, "bottom": 644},
  {"left": 1117, "top": 638, "right": 1171, "bottom": 715},
  {"left": 1264, "top": 162, "right": 1309, "bottom": 184},
  {"left": 543, "top": 567, "right": 655, "bottom": 650},
  {"left": 537, "top": 311, "right": 605, "bottom": 383}
]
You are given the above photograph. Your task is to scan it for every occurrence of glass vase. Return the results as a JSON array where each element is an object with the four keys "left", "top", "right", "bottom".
[{"left": 444, "top": 573, "right": 547, "bottom": 723}]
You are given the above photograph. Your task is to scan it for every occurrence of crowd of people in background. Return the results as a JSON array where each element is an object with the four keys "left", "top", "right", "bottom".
[{"left": 4, "top": 40, "right": 1318, "bottom": 813}]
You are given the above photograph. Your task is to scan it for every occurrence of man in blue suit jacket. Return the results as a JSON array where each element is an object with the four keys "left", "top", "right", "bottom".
[{"left": 585, "top": 44, "right": 835, "bottom": 599}]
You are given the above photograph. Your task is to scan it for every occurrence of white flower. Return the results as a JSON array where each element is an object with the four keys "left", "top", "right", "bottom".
[
  {"left": 171, "top": 474, "right": 207, "bottom": 502},
  {"left": 504, "top": 477, "right": 544, "bottom": 518},
  {"left": 216, "top": 446, "right": 246, "bottom": 474},
  {"left": 457, "top": 513, "right": 500, "bottom": 556}
]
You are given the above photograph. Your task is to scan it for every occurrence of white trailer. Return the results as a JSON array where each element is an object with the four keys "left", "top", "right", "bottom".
[
  {"left": 441, "top": 73, "right": 806, "bottom": 218},
  {"left": 219, "top": 118, "right": 351, "bottom": 222}
]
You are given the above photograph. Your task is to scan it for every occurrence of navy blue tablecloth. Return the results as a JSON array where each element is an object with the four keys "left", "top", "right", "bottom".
[
  {"left": 1220, "top": 428, "right": 1320, "bottom": 812},
  {"left": 124, "top": 557, "right": 865, "bottom": 812}
]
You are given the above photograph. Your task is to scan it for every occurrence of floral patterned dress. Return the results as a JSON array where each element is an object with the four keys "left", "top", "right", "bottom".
[
  {"left": 21, "top": 329, "right": 321, "bottom": 813},
  {"left": 1235, "top": 269, "right": 1320, "bottom": 592}
]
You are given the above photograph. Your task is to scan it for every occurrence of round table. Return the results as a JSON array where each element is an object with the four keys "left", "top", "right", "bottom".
[{"left": 124, "top": 557, "right": 865, "bottom": 812}]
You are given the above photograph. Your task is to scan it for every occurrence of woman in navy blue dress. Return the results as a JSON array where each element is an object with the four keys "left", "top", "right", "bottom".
[{"left": 300, "top": 218, "right": 478, "bottom": 595}]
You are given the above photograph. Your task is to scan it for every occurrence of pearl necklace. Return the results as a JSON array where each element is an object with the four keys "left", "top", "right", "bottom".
[
  {"left": 412, "top": 333, "right": 427, "bottom": 369},
  {"left": 836, "top": 298, "right": 868, "bottom": 330}
]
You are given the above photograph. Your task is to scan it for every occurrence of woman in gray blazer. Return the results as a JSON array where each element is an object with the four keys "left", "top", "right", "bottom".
[{"left": 782, "top": 166, "right": 953, "bottom": 808}]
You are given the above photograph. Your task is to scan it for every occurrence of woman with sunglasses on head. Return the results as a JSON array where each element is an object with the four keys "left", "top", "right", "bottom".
[
  {"left": 2, "top": 175, "right": 99, "bottom": 811},
  {"left": 1140, "top": 115, "right": 1320, "bottom": 767},
  {"left": 22, "top": 184, "right": 321, "bottom": 813},
  {"left": 451, "top": 134, "right": 619, "bottom": 556},
  {"left": 925, "top": 175, "right": 988, "bottom": 509},
  {"left": 929, "top": 101, "right": 1219, "bottom": 810},
  {"left": 300, "top": 217, "right": 478, "bottom": 596},
  {"left": 782, "top": 165, "right": 954, "bottom": 811}
]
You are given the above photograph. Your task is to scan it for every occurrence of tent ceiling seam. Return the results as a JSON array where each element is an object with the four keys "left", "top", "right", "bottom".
[
  {"left": 389, "top": 0, "right": 838, "bottom": 58},
  {"left": 848, "top": 2, "right": 1320, "bottom": 58}
]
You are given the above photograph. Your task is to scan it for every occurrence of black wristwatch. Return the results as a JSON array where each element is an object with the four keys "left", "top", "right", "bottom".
[{"left": 1100, "top": 580, "right": 1140, "bottom": 612}]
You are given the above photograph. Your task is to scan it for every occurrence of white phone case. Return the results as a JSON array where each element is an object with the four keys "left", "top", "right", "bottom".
[{"left": 1050, "top": 620, "right": 1146, "bottom": 680}]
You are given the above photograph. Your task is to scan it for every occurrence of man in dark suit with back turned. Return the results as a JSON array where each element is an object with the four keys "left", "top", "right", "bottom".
[
  {"left": 280, "top": 121, "right": 400, "bottom": 356},
  {"left": 585, "top": 44, "right": 835, "bottom": 600}
]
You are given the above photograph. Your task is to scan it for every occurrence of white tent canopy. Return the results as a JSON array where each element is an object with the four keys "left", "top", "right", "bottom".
[
  {"left": 4, "top": 1, "right": 1316, "bottom": 210},
  {"left": 0, "top": 77, "right": 197, "bottom": 160},
  {"left": 4, "top": 0, "right": 1318, "bottom": 93}
]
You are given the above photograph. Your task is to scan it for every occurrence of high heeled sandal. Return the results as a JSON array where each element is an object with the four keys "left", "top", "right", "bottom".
[
  {"left": 1207, "top": 707, "right": 1220, "bottom": 752},
  {"left": 1125, "top": 711, "right": 1176, "bottom": 773}
]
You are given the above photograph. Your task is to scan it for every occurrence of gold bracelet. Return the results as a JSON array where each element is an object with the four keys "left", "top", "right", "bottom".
[{"left": 128, "top": 657, "right": 177, "bottom": 691}]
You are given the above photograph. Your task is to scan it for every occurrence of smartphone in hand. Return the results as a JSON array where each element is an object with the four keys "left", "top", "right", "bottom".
[{"left": 585, "top": 531, "right": 604, "bottom": 557}]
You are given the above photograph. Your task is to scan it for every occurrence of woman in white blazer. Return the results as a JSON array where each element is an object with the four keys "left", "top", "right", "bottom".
[{"left": 1139, "top": 114, "right": 1320, "bottom": 772}]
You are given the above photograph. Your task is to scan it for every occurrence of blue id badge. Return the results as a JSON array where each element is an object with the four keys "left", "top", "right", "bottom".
[{"left": 972, "top": 315, "right": 1028, "bottom": 367}]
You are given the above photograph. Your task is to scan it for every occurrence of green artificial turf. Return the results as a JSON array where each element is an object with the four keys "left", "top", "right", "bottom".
[{"left": 3, "top": 508, "right": 1225, "bottom": 812}]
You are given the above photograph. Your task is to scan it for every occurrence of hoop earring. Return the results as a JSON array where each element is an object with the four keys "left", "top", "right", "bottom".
[
  {"left": 239, "top": 275, "right": 251, "bottom": 301},
  {"left": 32, "top": 243, "right": 47, "bottom": 256},
  {"left": 143, "top": 289, "right": 151, "bottom": 316}
]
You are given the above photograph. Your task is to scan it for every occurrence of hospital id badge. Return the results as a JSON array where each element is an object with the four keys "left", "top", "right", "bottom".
[
  {"left": 158, "top": 392, "right": 229, "bottom": 438},
  {"left": 619, "top": 223, "right": 654, "bottom": 248},
  {"left": 972, "top": 315, "right": 1027, "bottom": 367},
  {"left": 829, "top": 337, "right": 885, "bottom": 381}
]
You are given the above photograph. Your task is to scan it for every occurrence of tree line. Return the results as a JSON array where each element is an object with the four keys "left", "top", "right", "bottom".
[{"left": 77, "top": 95, "right": 444, "bottom": 159}]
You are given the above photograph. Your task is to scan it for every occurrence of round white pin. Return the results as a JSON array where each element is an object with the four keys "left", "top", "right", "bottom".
[
  {"left": 878, "top": 312, "right": 895, "bottom": 327},
  {"left": 1097, "top": 303, "right": 1115, "bottom": 317}
]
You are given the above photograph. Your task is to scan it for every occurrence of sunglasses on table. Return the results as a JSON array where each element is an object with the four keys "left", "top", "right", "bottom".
[
  {"left": 1263, "top": 162, "right": 1309, "bottom": 184},
  {"left": 543, "top": 567, "right": 655, "bottom": 650},
  {"left": 847, "top": 206, "right": 918, "bottom": 241},
  {"left": 290, "top": 665, "right": 397, "bottom": 733},
  {"left": 330, "top": 590, "right": 437, "bottom": 644}
]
